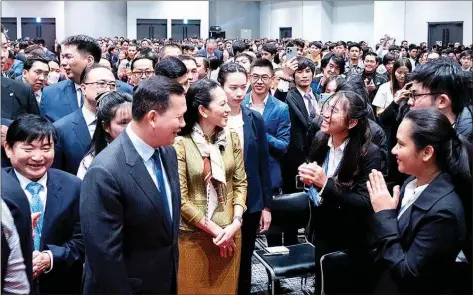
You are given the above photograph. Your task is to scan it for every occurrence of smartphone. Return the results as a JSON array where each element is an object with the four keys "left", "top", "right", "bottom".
[
  {"left": 286, "top": 46, "right": 297, "bottom": 61},
  {"left": 319, "top": 93, "right": 331, "bottom": 110}
]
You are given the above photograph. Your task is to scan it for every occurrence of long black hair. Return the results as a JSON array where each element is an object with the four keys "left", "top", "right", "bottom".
[
  {"left": 217, "top": 62, "right": 247, "bottom": 86},
  {"left": 86, "top": 91, "right": 132, "bottom": 157},
  {"left": 180, "top": 78, "right": 222, "bottom": 136},
  {"left": 390, "top": 58, "right": 412, "bottom": 95},
  {"left": 308, "top": 91, "right": 372, "bottom": 188}
]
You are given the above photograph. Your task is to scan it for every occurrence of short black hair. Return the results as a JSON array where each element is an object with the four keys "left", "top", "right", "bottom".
[
  {"left": 408, "top": 44, "right": 417, "bottom": 51},
  {"left": 194, "top": 54, "right": 210, "bottom": 70},
  {"left": 19, "top": 41, "right": 29, "bottom": 50},
  {"left": 293, "top": 38, "right": 305, "bottom": 49},
  {"left": 181, "top": 43, "right": 196, "bottom": 53},
  {"left": 409, "top": 58, "right": 470, "bottom": 116},
  {"left": 178, "top": 54, "right": 197, "bottom": 66},
  {"left": 295, "top": 56, "right": 316, "bottom": 75},
  {"left": 250, "top": 58, "right": 274, "bottom": 75},
  {"left": 80, "top": 63, "right": 111, "bottom": 84},
  {"left": 363, "top": 51, "right": 378, "bottom": 61},
  {"left": 6, "top": 114, "right": 57, "bottom": 147},
  {"left": 459, "top": 50, "right": 473, "bottom": 59},
  {"left": 348, "top": 43, "right": 361, "bottom": 51},
  {"left": 309, "top": 41, "right": 323, "bottom": 49},
  {"left": 158, "top": 43, "right": 182, "bottom": 59},
  {"left": 23, "top": 57, "right": 50, "bottom": 71},
  {"left": 155, "top": 56, "right": 187, "bottom": 79},
  {"left": 382, "top": 53, "right": 396, "bottom": 66},
  {"left": 107, "top": 45, "right": 116, "bottom": 55},
  {"left": 232, "top": 40, "right": 247, "bottom": 55},
  {"left": 262, "top": 43, "right": 277, "bottom": 55},
  {"left": 62, "top": 35, "right": 102, "bottom": 62},
  {"left": 130, "top": 56, "right": 154, "bottom": 71},
  {"left": 321, "top": 53, "right": 346, "bottom": 75},
  {"left": 336, "top": 41, "right": 347, "bottom": 48},
  {"left": 132, "top": 75, "right": 185, "bottom": 120}
]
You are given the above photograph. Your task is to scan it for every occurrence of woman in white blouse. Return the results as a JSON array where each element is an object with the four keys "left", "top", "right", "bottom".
[
  {"left": 76, "top": 91, "right": 132, "bottom": 179},
  {"left": 372, "top": 59, "right": 412, "bottom": 116}
]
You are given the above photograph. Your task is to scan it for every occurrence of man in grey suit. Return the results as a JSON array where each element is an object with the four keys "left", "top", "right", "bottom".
[{"left": 80, "top": 75, "right": 187, "bottom": 294}]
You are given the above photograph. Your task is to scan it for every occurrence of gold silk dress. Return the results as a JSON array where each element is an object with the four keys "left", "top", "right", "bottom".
[{"left": 173, "top": 130, "right": 247, "bottom": 295}]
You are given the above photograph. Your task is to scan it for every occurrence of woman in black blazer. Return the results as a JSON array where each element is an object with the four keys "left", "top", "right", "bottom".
[
  {"left": 367, "top": 108, "right": 471, "bottom": 294},
  {"left": 298, "top": 90, "right": 382, "bottom": 294}
]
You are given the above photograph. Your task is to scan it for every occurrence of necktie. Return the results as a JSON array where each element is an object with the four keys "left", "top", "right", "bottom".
[
  {"left": 152, "top": 150, "right": 172, "bottom": 223},
  {"left": 304, "top": 93, "right": 316, "bottom": 119},
  {"left": 26, "top": 182, "right": 44, "bottom": 251},
  {"left": 77, "top": 88, "right": 84, "bottom": 108}
]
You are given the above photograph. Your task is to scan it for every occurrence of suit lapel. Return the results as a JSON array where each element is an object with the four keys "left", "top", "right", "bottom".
[
  {"left": 262, "top": 95, "right": 276, "bottom": 121},
  {"left": 1, "top": 83, "right": 14, "bottom": 119},
  {"left": 65, "top": 80, "right": 80, "bottom": 111},
  {"left": 41, "top": 172, "right": 64, "bottom": 248},
  {"left": 122, "top": 132, "right": 172, "bottom": 238},
  {"left": 288, "top": 89, "right": 309, "bottom": 126},
  {"left": 241, "top": 107, "right": 254, "bottom": 164},
  {"left": 72, "top": 110, "right": 91, "bottom": 150},
  {"left": 159, "top": 147, "right": 179, "bottom": 237}
]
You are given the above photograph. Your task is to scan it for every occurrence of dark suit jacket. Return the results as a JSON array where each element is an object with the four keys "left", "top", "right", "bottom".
[
  {"left": 53, "top": 109, "right": 91, "bottom": 175},
  {"left": 40, "top": 80, "right": 80, "bottom": 122},
  {"left": 369, "top": 173, "right": 465, "bottom": 294},
  {"left": 243, "top": 93, "right": 290, "bottom": 190},
  {"left": 80, "top": 130, "right": 181, "bottom": 295},
  {"left": 116, "top": 79, "right": 133, "bottom": 94},
  {"left": 196, "top": 48, "right": 223, "bottom": 60},
  {"left": 1, "top": 169, "right": 33, "bottom": 287},
  {"left": 1, "top": 77, "right": 39, "bottom": 120},
  {"left": 1, "top": 119, "right": 13, "bottom": 168},
  {"left": 5, "top": 167, "right": 84, "bottom": 295},
  {"left": 240, "top": 106, "right": 272, "bottom": 213},
  {"left": 278, "top": 88, "right": 316, "bottom": 193}
]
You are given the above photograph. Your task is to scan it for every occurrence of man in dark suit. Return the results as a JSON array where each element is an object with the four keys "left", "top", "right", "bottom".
[
  {"left": 39, "top": 35, "right": 101, "bottom": 122},
  {"left": 81, "top": 75, "right": 186, "bottom": 294},
  {"left": 2, "top": 169, "right": 33, "bottom": 287},
  {"left": 53, "top": 64, "right": 116, "bottom": 175},
  {"left": 4, "top": 114, "right": 84, "bottom": 294},
  {"left": 196, "top": 39, "right": 223, "bottom": 61}
]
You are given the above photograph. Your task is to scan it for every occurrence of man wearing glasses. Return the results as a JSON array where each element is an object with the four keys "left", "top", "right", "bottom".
[
  {"left": 130, "top": 56, "right": 155, "bottom": 87},
  {"left": 21, "top": 57, "right": 50, "bottom": 105},
  {"left": 52, "top": 64, "right": 116, "bottom": 175}
]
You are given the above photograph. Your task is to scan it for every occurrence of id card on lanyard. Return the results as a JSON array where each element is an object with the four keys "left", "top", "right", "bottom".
[{"left": 308, "top": 151, "right": 342, "bottom": 206}]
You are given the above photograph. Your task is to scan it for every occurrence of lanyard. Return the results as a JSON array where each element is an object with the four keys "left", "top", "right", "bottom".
[{"left": 324, "top": 150, "right": 342, "bottom": 176}]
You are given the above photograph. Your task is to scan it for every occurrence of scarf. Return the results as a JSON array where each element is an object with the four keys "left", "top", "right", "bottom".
[{"left": 191, "top": 123, "right": 228, "bottom": 223}]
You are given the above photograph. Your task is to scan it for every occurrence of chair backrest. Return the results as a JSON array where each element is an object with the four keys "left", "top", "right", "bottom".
[
  {"left": 267, "top": 192, "right": 310, "bottom": 235},
  {"left": 320, "top": 250, "right": 351, "bottom": 295}
]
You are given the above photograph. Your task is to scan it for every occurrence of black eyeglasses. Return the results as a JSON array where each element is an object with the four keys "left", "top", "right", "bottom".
[
  {"left": 132, "top": 70, "right": 154, "bottom": 77},
  {"left": 408, "top": 92, "right": 443, "bottom": 103},
  {"left": 84, "top": 81, "right": 117, "bottom": 90}
]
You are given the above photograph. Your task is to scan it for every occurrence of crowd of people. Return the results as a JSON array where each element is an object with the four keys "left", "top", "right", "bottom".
[{"left": 1, "top": 22, "right": 473, "bottom": 295}]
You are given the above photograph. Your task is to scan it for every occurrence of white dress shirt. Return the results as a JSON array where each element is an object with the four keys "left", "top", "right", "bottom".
[
  {"left": 81, "top": 107, "right": 97, "bottom": 139},
  {"left": 34, "top": 89, "right": 42, "bottom": 105},
  {"left": 320, "top": 137, "right": 349, "bottom": 196},
  {"left": 75, "top": 83, "right": 82, "bottom": 107},
  {"left": 125, "top": 125, "right": 173, "bottom": 218},
  {"left": 227, "top": 111, "right": 245, "bottom": 153},
  {"left": 409, "top": 58, "right": 417, "bottom": 71},
  {"left": 397, "top": 179, "right": 429, "bottom": 219},
  {"left": 297, "top": 87, "right": 319, "bottom": 115},
  {"left": 76, "top": 154, "right": 95, "bottom": 180},
  {"left": 14, "top": 170, "right": 54, "bottom": 272},
  {"left": 372, "top": 81, "right": 394, "bottom": 109},
  {"left": 247, "top": 94, "right": 268, "bottom": 115}
]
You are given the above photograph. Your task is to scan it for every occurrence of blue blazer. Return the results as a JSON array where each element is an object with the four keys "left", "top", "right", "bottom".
[
  {"left": 5, "top": 167, "right": 84, "bottom": 294},
  {"left": 40, "top": 79, "right": 132, "bottom": 122},
  {"left": 196, "top": 48, "right": 223, "bottom": 60},
  {"left": 243, "top": 93, "right": 291, "bottom": 189},
  {"left": 241, "top": 106, "right": 272, "bottom": 213},
  {"left": 53, "top": 109, "right": 91, "bottom": 175}
]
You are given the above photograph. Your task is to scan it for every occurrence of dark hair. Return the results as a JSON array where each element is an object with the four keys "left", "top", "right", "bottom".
[
  {"left": 19, "top": 41, "right": 29, "bottom": 50},
  {"left": 87, "top": 91, "right": 133, "bottom": 157},
  {"left": 6, "top": 114, "right": 57, "bottom": 147},
  {"left": 408, "top": 44, "right": 417, "bottom": 51},
  {"left": 388, "top": 45, "right": 401, "bottom": 52},
  {"left": 391, "top": 59, "right": 412, "bottom": 94},
  {"left": 336, "top": 41, "right": 347, "bottom": 48},
  {"left": 363, "top": 51, "right": 378, "bottom": 61},
  {"left": 136, "top": 48, "right": 158, "bottom": 68},
  {"left": 232, "top": 40, "right": 247, "bottom": 55},
  {"left": 320, "top": 53, "right": 346, "bottom": 75},
  {"left": 208, "top": 55, "right": 223, "bottom": 71},
  {"left": 80, "top": 63, "right": 111, "bottom": 84},
  {"left": 107, "top": 45, "right": 116, "bottom": 55},
  {"left": 404, "top": 108, "right": 472, "bottom": 189},
  {"left": 309, "top": 41, "right": 323, "bottom": 49},
  {"left": 130, "top": 56, "right": 154, "bottom": 71},
  {"left": 293, "top": 38, "right": 305, "bottom": 49},
  {"left": 336, "top": 76, "right": 376, "bottom": 120},
  {"left": 178, "top": 54, "right": 197, "bottom": 67},
  {"left": 180, "top": 79, "right": 222, "bottom": 135},
  {"left": 459, "top": 50, "right": 473, "bottom": 59},
  {"left": 24, "top": 44, "right": 46, "bottom": 58},
  {"left": 62, "top": 35, "right": 101, "bottom": 62},
  {"left": 235, "top": 52, "right": 254, "bottom": 64},
  {"left": 250, "top": 58, "right": 274, "bottom": 75},
  {"left": 132, "top": 75, "right": 185, "bottom": 120},
  {"left": 382, "top": 53, "right": 396, "bottom": 66},
  {"left": 155, "top": 56, "right": 187, "bottom": 79},
  {"left": 158, "top": 43, "right": 182, "bottom": 60},
  {"left": 409, "top": 58, "right": 469, "bottom": 116},
  {"left": 194, "top": 54, "right": 210, "bottom": 71},
  {"left": 309, "top": 91, "right": 372, "bottom": 188},
  {"left": 181, "top": 43, "right": 196, "bottom": 53},
  {"left": 262, "top": 43, "right": 277, "bottom": 55},
  {"left": 294, "top": 56, "right": 315, "bottom": 75},
  {"left": 23, "top": 56, "right": 50, "bottom": 72},
  {"left": 348, "top": 43, "right": 361, "bottom": 51},
  {"left": 217, "top": 62, "right": 247, "bottom": 86}
]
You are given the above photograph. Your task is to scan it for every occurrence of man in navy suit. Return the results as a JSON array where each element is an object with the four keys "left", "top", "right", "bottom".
[
  {"left": 40, "top": 35, "right": 131, "bottom": 122},
  {"left": 53, "top": 64, "right": 116, "bottom": 175},
  {"left": 196, "top": 39, "right": 223, "bottom": 61},
  {"left": 80, "top": 76, "right": 185, "bottom": 294},
  {"left": 4, "top": 114, "right": 84, "bottom": 294}
]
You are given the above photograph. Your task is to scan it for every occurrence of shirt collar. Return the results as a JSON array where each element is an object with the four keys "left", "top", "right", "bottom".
[
  {"left": 14, "top": 169, "right": 48, "bottom": 191},
  {"left": 75, "top": 83, "right": 81, "bottom": 91},
  {"left": 81, "top": 106, "right": 96, "bottom": 126},
  {"left": 125, "top": 124, "right": 155, "bottom": 162},
  {"left": 249, "top": 93, "right": 269, "bottom": 106},
  {"left": 327, "top": 136, "right": 349, "bottom": 152},
  {"left": 297, "top": 87, "right": 314, "bottom": 99}
]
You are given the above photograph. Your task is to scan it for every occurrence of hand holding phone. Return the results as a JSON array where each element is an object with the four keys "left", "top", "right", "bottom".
[{"left": 286, "top": 46, "right": 297, "bottom": 61}]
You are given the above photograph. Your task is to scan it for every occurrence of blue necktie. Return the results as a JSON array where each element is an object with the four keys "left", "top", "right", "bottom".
[
  {"left": 26, "top": 182, "right": 44, "bottom": 251},
  {"left": 152, "top": 150, "right": 172, "bottom": 223}
]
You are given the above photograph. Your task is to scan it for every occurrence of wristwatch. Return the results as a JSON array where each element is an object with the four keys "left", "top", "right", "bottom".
[{"left": 233, "top": 216, "right": 243, "bottom": 225}]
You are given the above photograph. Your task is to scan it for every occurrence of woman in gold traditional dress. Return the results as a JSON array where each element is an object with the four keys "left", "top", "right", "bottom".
[{"left": 173, "top": 78, "right": 247, "bottom": 294}]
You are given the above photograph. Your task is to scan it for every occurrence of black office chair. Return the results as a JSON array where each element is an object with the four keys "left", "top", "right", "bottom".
[
  {"left": 319, "top": 250, "right": 352, "bottom": 295},
  {"left": 253, "top": 192, "right": 315, "bottom": 295}
]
